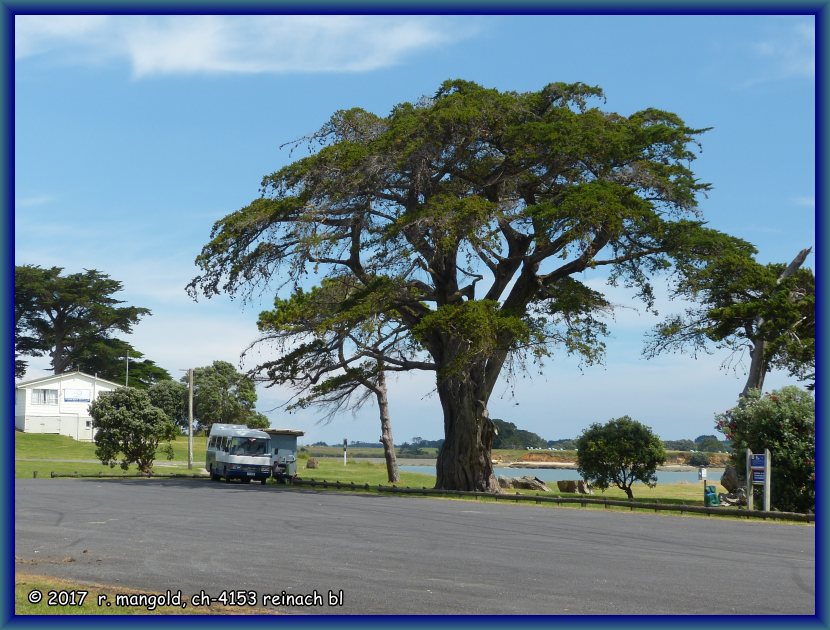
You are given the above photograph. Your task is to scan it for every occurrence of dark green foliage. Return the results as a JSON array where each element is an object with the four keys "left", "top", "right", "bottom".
[
  {"left": 68, "top": 338, "right": 170, "bottom": 389},
  {"left": 715, "top": 387, "right": 814, "bottom": 513},
  {"left": 576, "top": 416, "right": 667, "bottom": 500},
  {"left": 147, "top": 380, "right": 189, "bottom": 429},
  {"left": 492, "top": 419, "right": 547, "bottom": 449},
  {"left": 14, "top": 265, "right": 153, "bottom": 379},
  {"left": 14, "top": 265, "right": 49, "bottom": 378},
  {"left": 688, "top": 452, "right": 710, "bottom": 467},
  {"left": 694, "top": 434, "right": 729, "bottom": 453},
  {"left": 89, "top": 387, "right": 177, "bottom": 473},
  {"left": 398, "top": 442, "right": 426, "bottom": 456},
  {"left": 188, "top": 79, "right": 746, "bottom": 491},
  {"left": 246, "top": 411, "right": 271, "bottom": 430},
  {"left": 187, "top": 361, "right": 260, "bottom": 433}
]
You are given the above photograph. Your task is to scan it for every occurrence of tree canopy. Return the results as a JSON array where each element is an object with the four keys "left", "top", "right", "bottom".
[
  {"left": 189, "top": 360, "right": 264, "bottom": 433},
  {"left": 148, "top": 379, "right": 189, "bottom": 430},
  {"left": 69, "top": 338, "right": 170, "bottom": 388},
  {"left": 89, "top": 387, "right": 177, "bottom": 474},
  {"left": 576, "top": 416, "right": 666, "bottom": 499},
  {"left": 645, "top": 248, "right": 814, "bottom": 395},
  {"left": 491, "top": 418, "right": 547, "bottom": 449},
  {"left": 14, "top": 265, "right": 153, "bottom": 379},
  {"left": 189, "top": 79, "right": 748, "bottom": 491}
]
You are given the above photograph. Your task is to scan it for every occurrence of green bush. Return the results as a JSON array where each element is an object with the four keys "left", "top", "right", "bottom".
[
  {"left": 715, "top": 386, "right": 814, "bottom": 513},
  {"left": 688, "top": 452, "right": 710, "bottom": 467},
  {"left": 576, "top": 416, "right": 666, "bottom": 500},
  {"left": 89, "top": 387, "right": 177, "bottom": 474}
]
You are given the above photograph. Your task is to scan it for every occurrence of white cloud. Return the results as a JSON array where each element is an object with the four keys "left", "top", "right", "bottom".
[
  {"left": 743, "top": 20, "right": 815, "bottom": 86},
  {"left": 15, "top": 15, "right": 469, "bottom": 77},
  {"left": 14, "top": 15, "right": 111, "bottom": 59}
]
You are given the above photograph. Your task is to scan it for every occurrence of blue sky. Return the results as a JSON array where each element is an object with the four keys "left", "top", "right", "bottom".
[{"left": 13, "top": 13, "right": 816, "bottom": 445}]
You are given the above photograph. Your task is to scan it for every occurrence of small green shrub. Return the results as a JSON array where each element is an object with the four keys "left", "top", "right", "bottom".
[{"left": 688, "top": 452, "right": 710, "bottom": 467}]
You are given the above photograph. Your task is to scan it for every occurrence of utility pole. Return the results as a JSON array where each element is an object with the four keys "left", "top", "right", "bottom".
[{"left": 188, "top": 368, "right": 194, "bottom": 470}]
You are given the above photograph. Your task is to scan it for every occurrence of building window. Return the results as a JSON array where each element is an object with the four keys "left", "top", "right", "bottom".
[
  {"left": 86, "top": 421, "right": 92, "bottom": 428},
  {"left": 32, "top": 389, "right": 59, "bottom": 405}
]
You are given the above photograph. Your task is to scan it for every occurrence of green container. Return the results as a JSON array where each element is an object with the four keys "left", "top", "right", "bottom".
[{"left": 704, "top": 484, "right": 720, "bottom": 507}]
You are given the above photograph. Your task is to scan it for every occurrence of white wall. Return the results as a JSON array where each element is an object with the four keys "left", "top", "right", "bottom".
[{"left": 17, "top": 373, "right": 118, "bottom": 441}]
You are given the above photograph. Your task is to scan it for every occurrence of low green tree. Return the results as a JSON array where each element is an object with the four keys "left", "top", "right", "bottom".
[
  {"left": 715, "top": 386, "right": 814, "bottom": 513},
  {"left": 688, "top": 452, "right": 710, "bottom": 467},
  {"left": 89, "top": 388, "right": 177, "bottom": 473},
  {"left": 576, "top": 416, "right": 666, "bottom": 500}
]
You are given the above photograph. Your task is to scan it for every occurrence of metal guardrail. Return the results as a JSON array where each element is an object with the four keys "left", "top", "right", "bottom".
[{"left": 293, "top": 478, "right": 815, "bottom": 523}]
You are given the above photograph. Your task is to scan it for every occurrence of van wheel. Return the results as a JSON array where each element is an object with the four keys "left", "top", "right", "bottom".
[
  {"left": 260, "top": 478, "right": 267, "bottom": 485},
  {"left": 209, "top": 465, "right": 220, "bottom": 482},
  {"left": 224, "top": 468, "right": 231, "bottom": 483},
  {"left": 242, "top": 477, "right": 251, "bottom": 484}
]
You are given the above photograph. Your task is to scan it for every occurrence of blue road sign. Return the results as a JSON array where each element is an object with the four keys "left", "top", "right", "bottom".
[
  {"left": 750, "top": 453, "right": 766, "bottom": 469},
  {"left": 752, "top": 470, "right": 766, "bottom": 484}
]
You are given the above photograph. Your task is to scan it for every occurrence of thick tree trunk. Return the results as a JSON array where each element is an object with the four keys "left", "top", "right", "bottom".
[
  {"left": 434, "top": 373, "right": 499, "bottom": 493},
  {"left": 742, "top": 340, "right": 767, "bottom": 397},
  {"left": 375, "top": 369, "right": 400, "bottom": 483},
  {"left": 51, "top": 344, "right": 69, "bottom": 374}
]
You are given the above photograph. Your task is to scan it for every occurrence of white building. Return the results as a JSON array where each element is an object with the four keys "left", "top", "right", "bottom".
[{"left": 14, "top": 371, "right": 121, "bottom": 441}]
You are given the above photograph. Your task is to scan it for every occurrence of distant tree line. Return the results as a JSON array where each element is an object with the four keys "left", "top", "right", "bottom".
[{"left": 310, "top": 428, "right": 730, "bottom": 452}]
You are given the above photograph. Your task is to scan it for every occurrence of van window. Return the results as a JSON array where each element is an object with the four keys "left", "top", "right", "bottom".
[{"left": 230, "top": 437, "right": 269, "bottom": 456}]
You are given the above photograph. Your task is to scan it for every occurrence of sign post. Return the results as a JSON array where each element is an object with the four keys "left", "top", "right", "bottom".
[
  {"left": 343, "top": 438, "right": 348, "bottom": 466},
  {"left": 698, "top": 466, "right": 707, "bottom": 504},
  {"left": 187, "top": 368, "right": 194, "bottom": 470},
  {"left": 746, "top": 448, "right": 772, "bottom": 511}
]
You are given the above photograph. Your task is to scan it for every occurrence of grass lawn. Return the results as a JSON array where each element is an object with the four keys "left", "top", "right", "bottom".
[
  {"left": 303, "top": 457, "right": 436, "bottom": 488},
  {"left": 15, "top": 433, "right": 208, "bottom": 478},
  {"left": 299, "top": 457, "right": 723, "bottom": 504},
  {"left": 15, "top": 433, "right": 724, "bottom": 507}
]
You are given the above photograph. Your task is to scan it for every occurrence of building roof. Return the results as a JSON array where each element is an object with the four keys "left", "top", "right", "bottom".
[
  {"left": 264, "top": 428, "right": 306, "bottom": 437},
  {"left": 15, "top": 370, "right": 123, "bottom": 390}
]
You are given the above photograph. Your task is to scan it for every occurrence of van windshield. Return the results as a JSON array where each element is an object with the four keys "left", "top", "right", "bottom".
[{"left": 229, "top": 437, "right": 270, "bottom": 456}]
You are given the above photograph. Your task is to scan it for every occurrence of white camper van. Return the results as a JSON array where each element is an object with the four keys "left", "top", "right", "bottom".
[{"left": 206, "top": 424, "right": 271, "bottom": 484}]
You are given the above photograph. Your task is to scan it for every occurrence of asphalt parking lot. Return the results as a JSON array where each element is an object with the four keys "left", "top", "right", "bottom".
[{"left": 15, "top": 478, "right": 815, "bottom": 615}]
